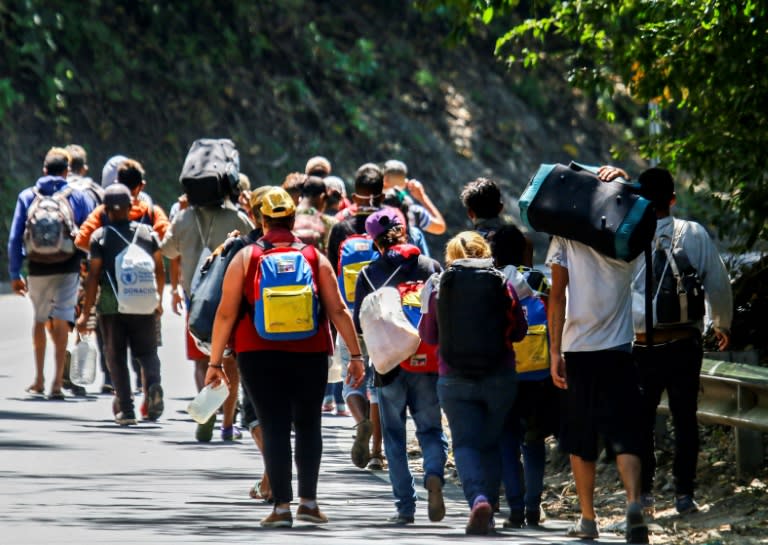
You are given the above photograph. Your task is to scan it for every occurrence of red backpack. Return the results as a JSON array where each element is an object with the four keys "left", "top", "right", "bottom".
[{"left": 396, "top": 281, "right": 438, "bottom": 373}]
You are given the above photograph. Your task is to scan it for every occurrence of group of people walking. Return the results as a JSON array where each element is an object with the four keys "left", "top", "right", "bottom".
[{"left": 8, "top": 145, "right": 733, "bottom": 542}]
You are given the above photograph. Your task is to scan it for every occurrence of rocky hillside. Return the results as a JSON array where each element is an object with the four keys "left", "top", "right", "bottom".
[{"left": 0, "top": 1, "right": 634, "bottom": 277}]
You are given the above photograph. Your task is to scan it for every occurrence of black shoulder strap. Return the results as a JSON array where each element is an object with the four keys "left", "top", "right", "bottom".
[{"left": 644, "top": 245, "right": 654, "bottom": 347}]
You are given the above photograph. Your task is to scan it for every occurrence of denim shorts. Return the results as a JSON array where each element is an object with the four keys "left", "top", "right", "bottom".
[{"left": 337, "top": 332, "right": 376, "bottom": 403}]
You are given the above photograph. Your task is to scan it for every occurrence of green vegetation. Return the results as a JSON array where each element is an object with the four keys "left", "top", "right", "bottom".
[{"left": 426, "top": 0, "right": 768, "bottom": 249}]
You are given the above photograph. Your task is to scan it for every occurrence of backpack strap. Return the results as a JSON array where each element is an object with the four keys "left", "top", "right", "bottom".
[
  {"left": 662, "top": 228, "right": 689, "bottom": 321},
  {"left": 671, "top": 218, "right": 687, "bottom": 250},
  {"left": 255, "top": 240, "right": 272, "bottom": 251},
  {"left": 194, "top": 208, "right": 216, "bottom": 249},
  {"left": 361, "top": 264, "right": 402, "bottom": 292},
  {"left": 106, "top": 225, "right": 132, "bottom": 247},
  {"left": 644, "top": 245, "right": 654, "bottom": 346},
  {"left": 103, "top": 226, "right": 131, "bottom": 300},
  {"left": 57, "top": 186, "right": 74, "bottom": 200}
]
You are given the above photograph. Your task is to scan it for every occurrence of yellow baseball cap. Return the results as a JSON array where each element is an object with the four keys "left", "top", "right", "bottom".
[
  {"left": 260, "top": 187, "right": 296, "bottom": 218},
  {"left": 249, "top": 185, "right": 275, "bottom": 211}
]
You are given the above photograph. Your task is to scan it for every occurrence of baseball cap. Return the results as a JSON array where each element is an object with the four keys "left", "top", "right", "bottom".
[
  {"left": 103, "top": 183, "right": 132, "bottom": 210},
  {"left": 304, "top": 156, "right": 332, "bottom": 177},
  {"left": 260, "top": 187, "right": 296, "bottom": 218},
  {"left": 365, "top": 207, "right": 402, "bottom": 239},
  {"left": 249, "top": 185, "right": 275, "bottom": 211},
  {"left": 382, "top": 159, "right": 407, "bottom": 176},
  {"left": 637, "top": 167, "right": 675, "bottom": 207}
]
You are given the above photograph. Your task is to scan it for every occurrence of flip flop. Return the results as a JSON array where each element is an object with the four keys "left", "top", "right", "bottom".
[
  {"left": 25, "top": 386, "right": 45, "bottom": 398},
  {"left": 47, "top": 391, "right": 66, "bottom": 401},
  {"left": 249, "top": 479, "right": 273, "bottom": 503}
]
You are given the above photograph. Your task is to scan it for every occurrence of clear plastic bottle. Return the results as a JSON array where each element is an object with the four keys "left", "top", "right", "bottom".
[
  {"left": 187, "top": 382, "right": 229, "bottom": 424},
  {"left": 70, "top": 334, "right": 97, "bottom": 386}
]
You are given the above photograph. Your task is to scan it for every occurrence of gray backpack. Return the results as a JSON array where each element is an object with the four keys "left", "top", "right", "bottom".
[
  {"left": 24, "top": 187, "right": 77, "bottom": 263},
  {"left": 67, "top": 174, "right": 105, "bottom": 205}
]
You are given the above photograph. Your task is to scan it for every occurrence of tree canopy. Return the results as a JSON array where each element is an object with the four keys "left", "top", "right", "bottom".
[{"left": 423, "top": 0, "right": 768, "bottom": 248}]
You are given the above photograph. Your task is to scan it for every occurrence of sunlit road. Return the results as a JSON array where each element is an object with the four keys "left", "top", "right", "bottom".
[{"left": 0, "top": 292, "right": 624, "bottom": 544}]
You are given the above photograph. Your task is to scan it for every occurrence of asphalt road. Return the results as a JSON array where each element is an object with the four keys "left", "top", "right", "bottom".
[{"left": 0, "top": 292, "right": 625, "bottom": 544}]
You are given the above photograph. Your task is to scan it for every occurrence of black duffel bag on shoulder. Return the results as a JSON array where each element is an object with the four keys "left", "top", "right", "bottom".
[
  {"left": 518, "top": 162, "right": 656, "bottom": 262},
  {"left": 179, "top": 138, "right": 240, "bottom": 206}
]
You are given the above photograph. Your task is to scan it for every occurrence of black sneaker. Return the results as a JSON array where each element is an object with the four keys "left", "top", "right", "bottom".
[
  {"left": 67, "top": 384, "right": 87, "bottom": 397},
  {"left": 525, "top": 507, "right": 541, "bottom": 527},
  {"left": 387, "top": 513, "right": 414, "bottom": 525},
  {"left": 675, "top": 494, "right": 700, "bottom": 515},
  {"left": 115, "top": 410, "right": 137, "bottom": 426},
  {"left": 146, "top": 384, "right": 164, "bottom": 420},
  {"left": 503, "top": 509, "right": 524, "bottom": 529}
]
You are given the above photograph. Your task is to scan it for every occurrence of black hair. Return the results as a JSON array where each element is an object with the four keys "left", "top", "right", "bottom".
[
  {"left": 375, "top": 224, "right": 407, "bottom": 250},
  {"left": 301, "top": 176, "right": 327, "bottom": 198},
  {"left": 354, "top": 163, "right": 383, "bottom": 196},
  {"left": 637, "top": 167, "right": 675, "bottom": 210},
  {"left": 489, "top": 224, "right": 527, "bottom": 268},
  {"left": 460, "top": 177, "right": 503, "bottom": 219},
  {"left": 117, "top": 159, "right": 145, "bottom": 190},
  {"left": 382, "top": 191, "right": 412, "bottom": 229}
]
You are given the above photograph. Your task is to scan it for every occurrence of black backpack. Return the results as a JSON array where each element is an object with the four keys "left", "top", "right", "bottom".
[
  {"left": 653, "top": 220, "right": 706, "bottom": 327},
  {"left": 437, "top": 262, "right": 509, "bottom": 377},
  {"left": 179, "top": 138, "right": 240, "bottom": 206}
]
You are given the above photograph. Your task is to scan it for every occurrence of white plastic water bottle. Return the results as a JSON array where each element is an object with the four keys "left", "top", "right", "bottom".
[
  {"left": 187, "top": 382, "right": 229, "bottom": 424},
  {"left": 70, "top": 334, "right": 97, "bottom": 386}
]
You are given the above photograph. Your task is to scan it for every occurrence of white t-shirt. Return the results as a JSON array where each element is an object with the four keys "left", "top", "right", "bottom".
[{"left": 546, "top": 236, "right": 636, "bottom": 352}]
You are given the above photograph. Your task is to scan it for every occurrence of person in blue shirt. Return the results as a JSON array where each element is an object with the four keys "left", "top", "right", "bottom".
[{"left": 7, "top": 147, "right": 95, "bottom": 399}]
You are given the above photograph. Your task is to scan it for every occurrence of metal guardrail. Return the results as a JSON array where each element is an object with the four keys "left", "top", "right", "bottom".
[{"left": 658, "top": 354, "right": 768, "bottom": 479}]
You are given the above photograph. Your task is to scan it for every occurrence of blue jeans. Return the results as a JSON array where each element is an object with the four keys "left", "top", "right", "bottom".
[
  {"left": 378, "top": 371, "right": 448, "bottom": 517},
  {"left": 323, "top": 382, "right": 344, "bottom": 405},
  {"left": 438, "top": 368, "right": 517, "bottom": 508},
  {"left": 501, "top": 379, "right": 553, "bottom": 513},
  {"left": 501, "top": 430, "right": 546, "bottom": 513}
]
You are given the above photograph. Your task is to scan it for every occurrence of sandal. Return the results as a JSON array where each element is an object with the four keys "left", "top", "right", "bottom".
[
  {"left": 25, "top": 385, "right": 45, "bottom": 398},
  {"left": 47, "top": 391, "right": 66, "bottom": 401},
  {"left": 249, "top": 479, "right": 273, "bottom": 503}
]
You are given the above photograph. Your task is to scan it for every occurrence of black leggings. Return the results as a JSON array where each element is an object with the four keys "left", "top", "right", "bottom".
[{"left": 238, "top": 351, "right": 328, "bottom": 504}]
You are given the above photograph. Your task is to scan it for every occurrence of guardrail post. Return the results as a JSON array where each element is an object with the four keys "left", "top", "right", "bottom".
[{"left": 735, "top": 383, "right": 765, "bottom": 480}]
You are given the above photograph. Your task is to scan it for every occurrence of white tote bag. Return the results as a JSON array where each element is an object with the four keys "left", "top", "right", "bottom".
[{"left": 359, "top": 266, "right": 421, "bottom": 374}]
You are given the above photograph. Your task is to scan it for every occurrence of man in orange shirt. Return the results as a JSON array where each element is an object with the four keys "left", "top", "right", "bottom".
[{"left": 75, "top": 159, "right": 169, "bottom": 251}]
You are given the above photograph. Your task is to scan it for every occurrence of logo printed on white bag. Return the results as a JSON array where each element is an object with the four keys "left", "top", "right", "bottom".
[{"left": 105, "top": 225, "right": 159, "bottom": 315}]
